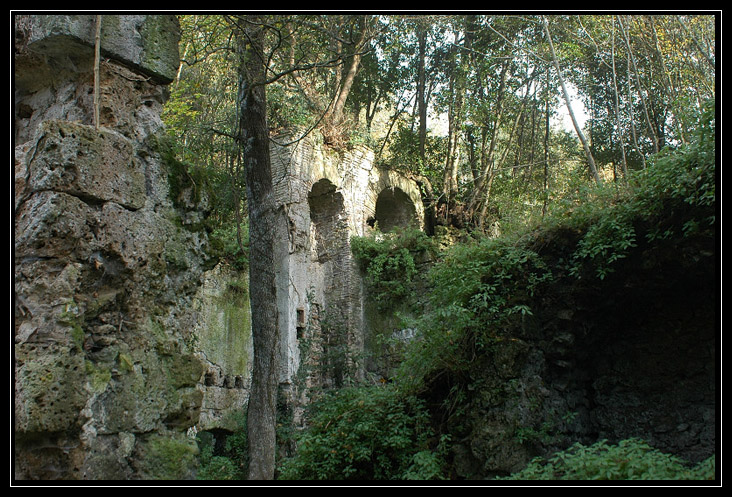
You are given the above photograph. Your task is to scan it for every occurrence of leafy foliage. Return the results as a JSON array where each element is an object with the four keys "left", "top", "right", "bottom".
[
  {"left": 497, "top": 438, "right": 715, "bottom": 480},
  {"left": 631, "top": 99, "right": 716, "bottom": 217},
  {"left": 564, "top": 99, "right": 716, "bottom": 279},
  {"left": 196, "top": 413, "right": 249, "bottom": 480},
  {"left": 393, "top": 99, "right": 716, "bottom": 451},
  {"left": 277, "top": 384, "right": 449, "bottom": 480},
  {"left": 397, "top": 236, "right": 553, "bottom": 387},
  {"left": 208, "top": 223, "right": 249, "bottom": 270},
  {"left": 351, "top": 227, "right": 436, "bottom": 310}
]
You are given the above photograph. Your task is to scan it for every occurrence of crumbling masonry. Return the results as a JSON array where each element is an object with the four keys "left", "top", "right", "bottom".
[{"left": 269, "top": 134, "right": 425, "bottom": 413}]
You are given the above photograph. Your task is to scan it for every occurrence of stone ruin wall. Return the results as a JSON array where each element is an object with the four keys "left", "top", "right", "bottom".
[
  {"left": 13, "top": 13, "right": 425, "bottom": 480},
  {"left": 270, "top": 133, "right": 425, "bottom": 416}
]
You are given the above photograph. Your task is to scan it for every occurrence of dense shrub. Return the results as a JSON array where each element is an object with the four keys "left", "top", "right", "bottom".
[
  {"left": 277, "top": 384, "right": 449, "bottom": 480},
  {"left": 562, "top": 100, "right": 716, "bottom": 280},
  {"left": 351, "top": 227, "right": 436, "bottom": 310},
  {"left": 395, "top": 236, "right": 553, "bottom": 388},
  {"left": 497, "top": 438, "right": 716, "bottom": 480}
]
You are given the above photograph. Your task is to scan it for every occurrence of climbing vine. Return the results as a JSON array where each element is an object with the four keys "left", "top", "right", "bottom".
[{"left": 351, "top": 227, "right": 436, "bottom": 311}]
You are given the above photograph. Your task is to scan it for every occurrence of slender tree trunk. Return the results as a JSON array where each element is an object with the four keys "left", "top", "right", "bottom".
[
  {"left": 619, "top": 16, "right": 659, "bottom": 154},
  {"left": 443, "top": 86, "right": 461, "bottom": 208},
  {"left": 330, "top": 15, "right": 368, "bottom": 127},
  {"left": 477, "top": 95, "right": 526, "bottom": 230},
  {"left": 416, "top": 24, "right": 427, "bottom": 166},
  {"left": 610, "top": 20, "right": 629, "bottom": 182},
  {"left": 236, "top": 15, "right": 281, "bottom": 481},
  {"left": 466, "top": 61, "right": 508, "bottom": 220},
  {"left": 649, "top": 17, "right": 687, "bottom": 145},
  {"left": 377, "top": 90, "right": 412, "bottom": 163},
  {"left": 543, "top": 16, "right": 602, "bottom": 185},
  {"left": 675, "top": 15, "right": 715, "bottom": 72},
  {"left": 442, "top": 20, "right": 471, "bottom": 223},
  {"left": 625, "top": 52, "right": 646, "bottom": 169},
  {"left": 542, "top": 85, "right": 550, "bottom": 218}
]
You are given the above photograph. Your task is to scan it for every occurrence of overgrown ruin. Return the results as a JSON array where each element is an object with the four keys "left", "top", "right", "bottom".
[
  {"left": 14, "top": 14, "right": 715, "bottom": 482},
  {"left": 13, "top": 14, "right": 424, "bottom": 480},
  {"left": 269, "top": 135, "right": 424, "bottom": 407}
]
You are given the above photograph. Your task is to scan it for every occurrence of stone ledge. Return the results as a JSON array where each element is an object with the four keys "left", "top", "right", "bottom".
[{"left": 23, "top": 14, "right": 180, "bottom": 84}]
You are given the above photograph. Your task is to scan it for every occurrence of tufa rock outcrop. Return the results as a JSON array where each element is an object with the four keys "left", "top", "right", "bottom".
[{"left": 14, "top": 14, "right": 212, "bottom": 480}]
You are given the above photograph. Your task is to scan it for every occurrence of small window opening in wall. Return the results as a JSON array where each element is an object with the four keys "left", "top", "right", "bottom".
[
  {"left": 296, "top": 308, "right": 306, "bottom": 339},
  {"left": 204, "top": 371, "right": 216, "bottom": 386}
]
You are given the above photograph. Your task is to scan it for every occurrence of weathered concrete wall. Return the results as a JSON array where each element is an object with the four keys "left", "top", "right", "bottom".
[
  {"left": 14, "top": 14, "right": 210, "bottom": 480},
  {"left": 269, "top": 132, "right": 424, "bottom": 412}
]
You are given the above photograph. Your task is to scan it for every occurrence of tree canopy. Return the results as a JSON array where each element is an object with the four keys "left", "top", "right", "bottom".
[{"left": 164, "top": 13, "right": 715, "bottom": 238}]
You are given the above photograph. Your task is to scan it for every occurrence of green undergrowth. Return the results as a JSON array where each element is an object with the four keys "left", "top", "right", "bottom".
[
  {"left": 497, "top": 438, "right": 716, "bottom": 481},
  {"left": 401, "top": 100, "right": 715, "bottom": 391},
  {"left": 196, "top": 412, "right": 249, "bottom": 480},
  {"left": 222, "top": 103, "right": 716, "bottom": 481},
  {"left": 277, "top": 384, "right": 450, "bottom": 480}
]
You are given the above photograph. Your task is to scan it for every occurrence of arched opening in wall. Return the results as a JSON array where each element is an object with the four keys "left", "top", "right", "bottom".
[
  {"left": 307, "top": 178, "right": 352, "bottom": 388},
  {"left": 373, "top": 187, "right": 418, "bottom": 233},
  {"left": 308, "top": 179, "right": 345, "bottom": 262}
]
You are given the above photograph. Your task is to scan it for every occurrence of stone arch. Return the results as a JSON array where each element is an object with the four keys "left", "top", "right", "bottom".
[
  {"left": 366, "top": 167, "right": 425, "bottom": 234},
  {"left": 373, "top": 187, "right": 419, "bottom": 232},
  {"left": 306, "top": 178, "right": 352, "bottom": 388},
  {"left": 308, "top": 178, "right": 347, "bottom": 263}
]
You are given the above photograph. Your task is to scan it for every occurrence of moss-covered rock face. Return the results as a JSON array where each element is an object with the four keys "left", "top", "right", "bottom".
[
  {"left": 27, "top": 120, "right": 145, "bottom": 210},
  {"left": 14, "top": 14, "right": 210, "bottom": 481},
  {"left": 14, "top": 344, "right": 88, "bottom": 434},
  {"left": 134, "top": 432, "right": 200, "bottom": 480},
  {"left": 189, "top": 263, "right": 253, "bottom": 432}
]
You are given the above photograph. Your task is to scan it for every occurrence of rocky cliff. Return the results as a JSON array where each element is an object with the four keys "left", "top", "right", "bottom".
[{"left": 14, "top": 14, "right": 214, "bottom": 480}]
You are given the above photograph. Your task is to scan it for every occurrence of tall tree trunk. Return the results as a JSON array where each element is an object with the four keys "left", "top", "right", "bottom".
[
  {"left": 541, "top": 82, "right": 550, "bottom": 218},
  {"left": 466, "top": 61, "right": 508, "bottom": 220},
  {"left": 416, "top": 24, "right": 427, "bottom": 166},
  {"left": 330, "top": 15, "right": 368, "bottom": 127},
  {"left": 542, "top": 16, "right": 602, "bottom": 185},
  {"left": 477, "top": 95, "right": 526, "bottom": 230},
  {"left": 236, "top": 15, "right": 281, "bottom": 481},
  {"left": 625, "top": 51, "right": 646, "bottom": 169},
  {"left": 443, "top": 83, "right": 462, "bottom": 209},
  {"left": 619, "top": 16, "right": 659, "bottom": 154},
  {"left": 442, "top": 19, "right": 471, "bottom": 224},
  {"left": 649, "top": 17, "right": 687, "bottom": 145},
  {"left": 610, "top": 20, "right": 629, "bottom": 182}
]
